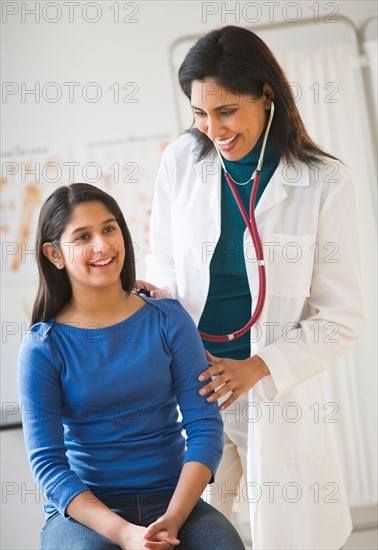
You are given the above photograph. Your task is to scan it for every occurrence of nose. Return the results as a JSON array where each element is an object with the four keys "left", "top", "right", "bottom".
[
  {"left": 86, "top": 235, "right": 111, "bottom": 262},
  {"left": 200, "top": 115, "right": 226, "bottom": 142}
]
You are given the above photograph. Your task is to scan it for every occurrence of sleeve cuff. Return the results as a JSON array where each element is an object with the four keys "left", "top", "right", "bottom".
[
  {"left": 183, "top": 444, "right": 223, "bottom": 484},
  {"left": 257, "top": 345, "right": 296, "bottom": 400},
  {"left": 46, "top": 474, "right": 88, "bottom": 518}
]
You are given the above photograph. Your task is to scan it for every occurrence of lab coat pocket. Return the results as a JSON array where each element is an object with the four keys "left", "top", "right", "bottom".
[
  {"left": 265, "top": 233, "right": 316, "bottom": 297},
  {"left": 258, "top": 377, "right": 326, "bottom": 462}
]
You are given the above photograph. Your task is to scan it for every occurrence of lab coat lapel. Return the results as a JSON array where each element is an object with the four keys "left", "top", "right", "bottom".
[{"left": 255, "top": 159, "right": 310, "bottom": 217}]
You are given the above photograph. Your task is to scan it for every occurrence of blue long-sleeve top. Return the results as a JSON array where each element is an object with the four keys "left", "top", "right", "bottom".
[{"left": 17, "top": 297, "right": 223, "bottom": 519}]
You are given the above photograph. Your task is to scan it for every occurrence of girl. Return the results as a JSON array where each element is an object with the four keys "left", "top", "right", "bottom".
[{"left": 18, "top": 183, "right": 245, "bottom": 550}]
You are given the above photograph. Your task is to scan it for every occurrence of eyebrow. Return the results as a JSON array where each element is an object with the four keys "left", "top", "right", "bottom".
[
  {"left": 70, "top": 217, "right": 117, "bottom": 236},
  {"left": 191, "top": 103, "right": 239, "bottom": 111}
]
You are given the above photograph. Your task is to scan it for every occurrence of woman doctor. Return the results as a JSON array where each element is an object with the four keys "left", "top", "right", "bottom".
[{"left": 136, "top": 26, "right": 365, "bottom": 550}]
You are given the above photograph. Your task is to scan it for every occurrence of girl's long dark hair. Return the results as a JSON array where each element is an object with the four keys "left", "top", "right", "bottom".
[
  {"left": 179, "top": 25, "right": 338, "bottom": 164},
  {"left": 31, "top": 183, "right": 135, "bottom": 326}
]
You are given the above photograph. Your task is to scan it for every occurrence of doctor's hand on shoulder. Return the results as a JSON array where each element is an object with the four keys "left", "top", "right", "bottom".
[
  {"left": 134, "top": 280, "right": 172, "bottom": 299},
  {"left": 200, "top": 351, "right": 270, "bottom": 410}
]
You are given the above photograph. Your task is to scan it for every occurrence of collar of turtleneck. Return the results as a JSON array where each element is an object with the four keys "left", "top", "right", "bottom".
[
  {"left": 220, "top": 130, "right": 281, "bottom": 210},
  {"left": 222, "top": 130, "right": 280, "bottom": 184}
]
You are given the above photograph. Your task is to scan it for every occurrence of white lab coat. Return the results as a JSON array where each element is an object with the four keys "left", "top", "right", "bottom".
[{"left": 146, "top": 133, "right": 365, "bottom": 549}]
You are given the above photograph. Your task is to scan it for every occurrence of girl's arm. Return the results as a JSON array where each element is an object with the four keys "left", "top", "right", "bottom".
[
  {"left": 66, "top": 491, "right": 179, "bottom": 549},
  {"left": 143, "top": 462, "right": 211, "bottom": 547},
  {"left": 142, "top": 301, "right": 224, "bottom": 546},
  {"left": 18, "top": 327, "right": 179, "bottom": 550},
  {"left": 68, "top": 462, "right": 210, "bottom": 549}
]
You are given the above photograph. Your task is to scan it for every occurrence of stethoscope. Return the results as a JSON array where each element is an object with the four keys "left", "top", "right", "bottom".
[{"left": 198, "top": 101, "right": 275, "bottom": 342}]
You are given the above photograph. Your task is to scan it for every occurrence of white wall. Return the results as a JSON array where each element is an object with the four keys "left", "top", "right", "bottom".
[{"left": 1, "top": 2, "right": 377, "bottom": 548}]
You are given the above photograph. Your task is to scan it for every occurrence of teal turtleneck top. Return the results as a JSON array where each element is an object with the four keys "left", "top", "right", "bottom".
[{"left": 198, "top": 132, "right": 280, "bottom": 360}]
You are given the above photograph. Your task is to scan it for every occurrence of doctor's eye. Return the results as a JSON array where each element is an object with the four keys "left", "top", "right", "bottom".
[
  {"left": 219, "top": 109, "right": 236, "bottom": 117},
  {"left": 103, "top": 226, "right": 116, "bottom": 234}
]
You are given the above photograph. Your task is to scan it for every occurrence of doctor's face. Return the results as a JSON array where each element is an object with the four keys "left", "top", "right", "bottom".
[{"left": 191, "top": 79, "right": 271, "bottom": 161}]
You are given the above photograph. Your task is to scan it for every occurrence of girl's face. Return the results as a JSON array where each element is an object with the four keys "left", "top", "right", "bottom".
[
  {"left": 191, "top": 78, "right": 271, "bottom": 161},
  {"left": 53, "top": 201, "right": 125, "bottom": 293}
]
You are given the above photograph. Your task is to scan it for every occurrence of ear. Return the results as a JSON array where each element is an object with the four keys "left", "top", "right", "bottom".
[
  {"left": 42, "top": 242, "right": 65, "bottom": 270},
  {"left": 262, "top": 83, "right": 275, "bottom": 109}
]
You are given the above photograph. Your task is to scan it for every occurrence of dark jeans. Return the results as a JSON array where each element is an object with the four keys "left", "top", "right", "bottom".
[{"left": 40, "top": 494, "right": 246, "bottom": 550}]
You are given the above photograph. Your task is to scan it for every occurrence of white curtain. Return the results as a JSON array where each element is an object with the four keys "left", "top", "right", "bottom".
[{"left": 275, "top": 40, "right": 377, "bottom": 507}]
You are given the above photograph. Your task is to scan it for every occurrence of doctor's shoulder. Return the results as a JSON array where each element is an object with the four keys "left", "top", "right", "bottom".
[
  {"left": 161, "top": 133, "right": 206, "bottom": 171},
  {"left": 307, "top": 155, "right": 355, "bottom": 193}
]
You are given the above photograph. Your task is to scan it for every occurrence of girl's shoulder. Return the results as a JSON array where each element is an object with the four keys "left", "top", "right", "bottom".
[
  {"left": 138, "top": 295, "right": 186, "bottom": 318},
  {"left": 22, "top": 320, "right": 55, "bottom": 346},
  {"left": 18, "top": 320, "right": 57, "bottom": 370}
]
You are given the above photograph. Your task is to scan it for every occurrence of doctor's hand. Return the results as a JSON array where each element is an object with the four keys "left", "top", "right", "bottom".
[
  {"left": 199, "top": 351, "right": 270, "bottom": 410},
  {"left": 134, "top": 280, "right": 172, "bottom": 299}
]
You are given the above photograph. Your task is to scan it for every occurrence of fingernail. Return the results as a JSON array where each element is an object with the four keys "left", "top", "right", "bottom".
[
  {"left": 207, "top": 396, "right": 214, "bottom": 402},
  {"left": 199, "top": 389, "right": 205, "bottom": 396},
  {"left": 198, "top": 375, "right": 204, "bottom": 381}
]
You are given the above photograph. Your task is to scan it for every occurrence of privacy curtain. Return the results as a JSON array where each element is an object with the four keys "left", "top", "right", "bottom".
[{"left": 275, "top": 38, "right": 377, "bottom": 507}]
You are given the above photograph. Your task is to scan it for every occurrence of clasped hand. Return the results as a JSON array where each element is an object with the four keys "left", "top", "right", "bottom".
[
  {"left": 199, "top": 351, "right": 270, "bottom": 410},
  {"left": 118, "top": 515, "right": 180, "bottom": 550}
]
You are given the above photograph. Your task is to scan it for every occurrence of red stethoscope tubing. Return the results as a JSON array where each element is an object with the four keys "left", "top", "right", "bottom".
[
  {"left": 198, "top": 169, "right": 266, "bottom": 342},
  {"left": 198, "top": 101, "right": 274, "bottom": 342}
]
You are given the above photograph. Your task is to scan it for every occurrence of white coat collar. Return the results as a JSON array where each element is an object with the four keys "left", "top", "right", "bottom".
[{"left": 194, "top": 152, "right": 310, "bottom": 217}]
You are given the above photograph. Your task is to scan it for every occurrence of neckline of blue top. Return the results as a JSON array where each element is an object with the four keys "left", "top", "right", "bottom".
[{"left": 49, "top": 293, "right": 153, "bottom": 334}]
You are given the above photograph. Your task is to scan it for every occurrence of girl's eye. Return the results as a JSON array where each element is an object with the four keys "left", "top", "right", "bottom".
[
  {"left": 76, "top": 233, "right": 89, "bottom": 242},
  {"left": 220, "top": 110, "right": 235, "bottom": 117}
]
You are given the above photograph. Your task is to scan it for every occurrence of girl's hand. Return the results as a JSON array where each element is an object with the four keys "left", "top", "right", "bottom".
[
  {"left": 115, "top": 523, "right": 148, "bottom": 550},
  {"left": 198, "top": 350, "right": 270, "bottom": 410},
  {"left": 143, "top": 515, "right": 180, "bottom": 549},
  {"left": 134, "top": 280, "right": 172, "bottom": 299},
  {"left": 116, "top": 521, "right": 177, "bottom": 550}
]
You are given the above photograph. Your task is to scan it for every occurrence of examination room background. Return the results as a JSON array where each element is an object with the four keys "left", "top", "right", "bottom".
[{"left": 1, "top": 1, "right": 377, "bottom": 548}]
